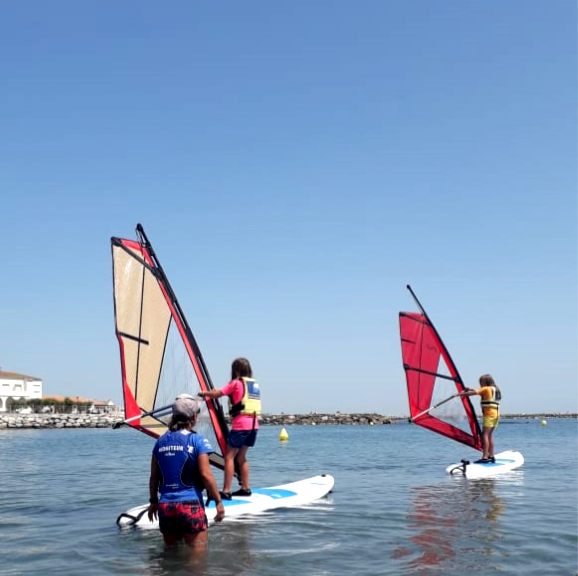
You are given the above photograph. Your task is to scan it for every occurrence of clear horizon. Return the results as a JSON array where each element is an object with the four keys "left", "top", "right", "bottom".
[{"left": 1, "top": 1, "right": 576, "bottom": 416}]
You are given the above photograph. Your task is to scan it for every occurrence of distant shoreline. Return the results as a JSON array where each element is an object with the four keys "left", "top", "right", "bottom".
[
  {"left": 0, "top": 411, "right": 575, "bottom": 430},
  {"left": 259, "top": 412, "right": 576, "bottom": 426}
]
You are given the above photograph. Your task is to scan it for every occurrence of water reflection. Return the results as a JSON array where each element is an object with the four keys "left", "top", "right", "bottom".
[
  {"left": 392, "top": 477, "right": 515, "bottom": 574},
  {"left": 144, "top": 520, "right": 255, "bottom": 576},
  {"left": 146, "top": 541, "right": 208, "bottom": 576},
  {"left": 207, "top": 520, "right": 257, "bottom": 576}
]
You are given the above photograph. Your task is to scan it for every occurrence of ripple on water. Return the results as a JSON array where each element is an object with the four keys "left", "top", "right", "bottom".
[{"left": 0, "top": 422, "right": 576, "bottom": 576}]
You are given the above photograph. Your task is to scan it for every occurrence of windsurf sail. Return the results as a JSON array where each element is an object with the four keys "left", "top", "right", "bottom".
[
  {"left": 399, "top": 285, "right": 482, "bottom": 450},
  {"left": 111, "top": 224, "right": 229, "bottom": 471}
]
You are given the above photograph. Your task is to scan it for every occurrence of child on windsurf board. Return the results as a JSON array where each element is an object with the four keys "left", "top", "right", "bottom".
[
  {"left": 458, "top": 374, "right": 501, "bottom": 463},
  {"left": 199, "top": 358, "right": 261, "bottom": 501}
]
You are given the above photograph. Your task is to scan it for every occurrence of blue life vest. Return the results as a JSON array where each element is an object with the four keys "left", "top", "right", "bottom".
[{"left": 154, "top": 430, "right": 208, "bottom": 502}]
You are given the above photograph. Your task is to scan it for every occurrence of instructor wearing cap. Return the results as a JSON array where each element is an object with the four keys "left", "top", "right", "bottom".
[{"left": 147, "top": 394, "right": 225, "bottom": 550}]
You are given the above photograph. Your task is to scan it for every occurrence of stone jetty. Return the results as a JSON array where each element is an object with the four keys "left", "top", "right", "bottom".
[
  {"left": 0, "top": 412, "right": 574, "bottom": 430},
  {"left": 0, "top": 413, "right": 122, "bottom": 429},
  {"left": 260, "top": 413, "right": 396, "bottom": 426},
  {"left": 0, "top": 412, "right": 396, "bottom": 430}
]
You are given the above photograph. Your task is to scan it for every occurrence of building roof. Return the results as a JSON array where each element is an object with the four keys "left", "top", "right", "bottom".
[
  {"left": 0, "top": 371, "right": 42, "bottom": 381},
  {"left": 42, "top": 395, "right": 111, "bottom": 405}
]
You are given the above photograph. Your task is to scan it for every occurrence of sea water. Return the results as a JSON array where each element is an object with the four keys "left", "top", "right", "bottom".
[{"left": 0, "top": 418, "right": 576, "bottom": 576}]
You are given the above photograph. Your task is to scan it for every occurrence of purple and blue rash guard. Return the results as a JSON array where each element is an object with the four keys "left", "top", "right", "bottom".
[{"left": 153, "top": 430, "right": 214, "bottom": 503}]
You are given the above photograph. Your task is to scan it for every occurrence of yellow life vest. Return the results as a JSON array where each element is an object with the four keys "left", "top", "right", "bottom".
[
  {"left": 480, "top": 386, "right": 501, "bottom": 409},
  {"left": 229, "top": 378, "right": 261, "bottom": 417}
]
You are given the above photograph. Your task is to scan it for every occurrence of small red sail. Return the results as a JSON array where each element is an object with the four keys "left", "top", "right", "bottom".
[
  {"left": 399, "top": 287, "right": 482, "bottom": 451},
  {"left": 111, "top": 225, "right": 229, "bottom": 470}
]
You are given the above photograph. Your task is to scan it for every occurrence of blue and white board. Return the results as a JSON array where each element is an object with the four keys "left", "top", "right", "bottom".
[
  {"left": 116, "top": 474, "right": 334, "bottom": 529},
  {"left": 446, "top": 450, "right": 524, "bottom": 479}
]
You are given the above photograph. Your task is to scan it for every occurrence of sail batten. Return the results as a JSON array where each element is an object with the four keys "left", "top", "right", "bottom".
[
  {"left": 403, "top": 366, "right": 458, "bottom": 381},
  {"left": 399, "top": 286, "right": 482, "bottom": 451},
  {"left": 111, "top": 225, "right": 229, "bottom": 470},
  {"left": 117, "top": 332, "right": 150, "bottom": 345}
]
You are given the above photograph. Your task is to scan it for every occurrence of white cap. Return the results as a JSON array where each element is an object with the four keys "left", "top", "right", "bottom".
[{"left": 172, "top": 394, "right": 201, "bottom": 418}]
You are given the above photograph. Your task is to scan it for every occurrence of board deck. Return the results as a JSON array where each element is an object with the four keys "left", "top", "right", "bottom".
[
  {"left": 446, "top": 450, "right": 524, "bottom": 479},
  {"left": 116, "top": 474, "right": 335, "bottom": 529}
]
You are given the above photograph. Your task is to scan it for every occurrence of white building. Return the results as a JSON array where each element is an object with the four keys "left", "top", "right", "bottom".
[{"left": 0, "top": 371, "right": 43, "bottom": 412}]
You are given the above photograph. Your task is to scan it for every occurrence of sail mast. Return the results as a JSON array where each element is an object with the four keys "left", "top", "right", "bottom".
[{"left": 406, "top": 284, "right": 466, "bottom": 389}]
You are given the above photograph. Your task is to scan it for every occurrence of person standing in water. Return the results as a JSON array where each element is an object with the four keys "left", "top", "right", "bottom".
[
  {"left": 147, "top": 394, "right": 225, "bottom": 549},
  {"left": 199, "top": 358, "right": 261, "bottom": 500},
  {"left": 458, "top": 374, "right": 501, "bottom": 463}
]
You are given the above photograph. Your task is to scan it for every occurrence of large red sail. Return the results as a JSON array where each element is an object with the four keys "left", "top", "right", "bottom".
[
  {"left": 111, "top": 224, "right": 229, "bottom": 470},
  {"left": 399, "top": 286, "right": 482, "bottom": 451}
]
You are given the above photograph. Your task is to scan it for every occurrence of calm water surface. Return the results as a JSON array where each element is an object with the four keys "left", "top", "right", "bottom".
[{"left": 0, "top": 419, "right": 576, "bottom": 575}]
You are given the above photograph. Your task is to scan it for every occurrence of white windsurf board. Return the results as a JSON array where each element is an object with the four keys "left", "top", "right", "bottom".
[
  {"left": 116, "top": 473, "right": 334, "bottom": 529},
  {"left": 446, "top": 450, "right": 524, "bottom": 479}
]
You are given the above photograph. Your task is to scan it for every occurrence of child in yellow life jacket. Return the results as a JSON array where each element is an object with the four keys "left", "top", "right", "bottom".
[
  {"left": 458, "top": 374, "right": 501, "bottom": 463},
  {"left": 198, "top": 358, "right": 261, "bottom": 500}
]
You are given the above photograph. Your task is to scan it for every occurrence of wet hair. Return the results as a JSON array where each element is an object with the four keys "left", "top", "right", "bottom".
[
  {"left": 231, "top": 357, "right": 253, "bottom": 380},
  {"left": 168, "top": 413, "right": 197, "bottom": 432}
]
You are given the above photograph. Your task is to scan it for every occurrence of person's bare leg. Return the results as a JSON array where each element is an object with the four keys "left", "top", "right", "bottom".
[
  {"left": 482, "top": 427, "right": 491, "bottom": 459},
  {"left": 163, "top": 533, "right": 182, "bottom": 545},
  {"left": 487, "top": 428, "right": 495, "bottom": 458},
  {"left": 236, "top": 445, "right": 250, "bottom": 490},
  {"left": 223, "top": 446, "right": 239, "bottom": 493},
  {"left": 183, "top": 531, "right": 208, "bottom": 572},
  {"left": 184, "top": 531, "right": 207, "bottom": 547}
]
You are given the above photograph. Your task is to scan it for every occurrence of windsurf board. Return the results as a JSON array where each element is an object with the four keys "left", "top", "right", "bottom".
[
  {"left": 116, "top": 473, "right": 334, "bottom": 529},
  {"left": 446, "top": 450, "right": 524, "bottom": 479}
]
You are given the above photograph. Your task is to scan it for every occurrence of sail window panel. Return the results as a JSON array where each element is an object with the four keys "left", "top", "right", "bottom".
[{"left": 156, "top": 320, "right": 196, "bottom": 408}]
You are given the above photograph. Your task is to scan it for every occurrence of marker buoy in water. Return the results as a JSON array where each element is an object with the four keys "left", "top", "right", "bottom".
[
  {"left": 279, "top": 428, "right": 289, "bottom": 441},
  {"left": 541, "top": 420, "right": 547, "bottom": 426}
]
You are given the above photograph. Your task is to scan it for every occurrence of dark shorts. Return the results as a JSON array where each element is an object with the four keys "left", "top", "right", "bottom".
[
  {"left": 228, "top": 429, "right": 258, "bottom": 449},
  {"left": 158, "top": 500, "right": 207, "bottom": 535}
]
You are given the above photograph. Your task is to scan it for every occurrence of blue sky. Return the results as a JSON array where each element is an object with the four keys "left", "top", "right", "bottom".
[{"left": 1, "top": 1, "right": 576, "bottom": 416}]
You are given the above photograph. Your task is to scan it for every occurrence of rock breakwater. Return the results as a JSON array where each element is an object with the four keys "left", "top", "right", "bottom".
[
  {"left": 0, "top": 413, "right": 123, "bottom": 429},
  {"left": 0, "top": 412, "right": 396, "bottom": 430},
  {"left": 260, "top": 413, "right": 396, "bottom": 426},
  {"left": 0, "top": 412, "right": 574, "bottom": 430}
]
